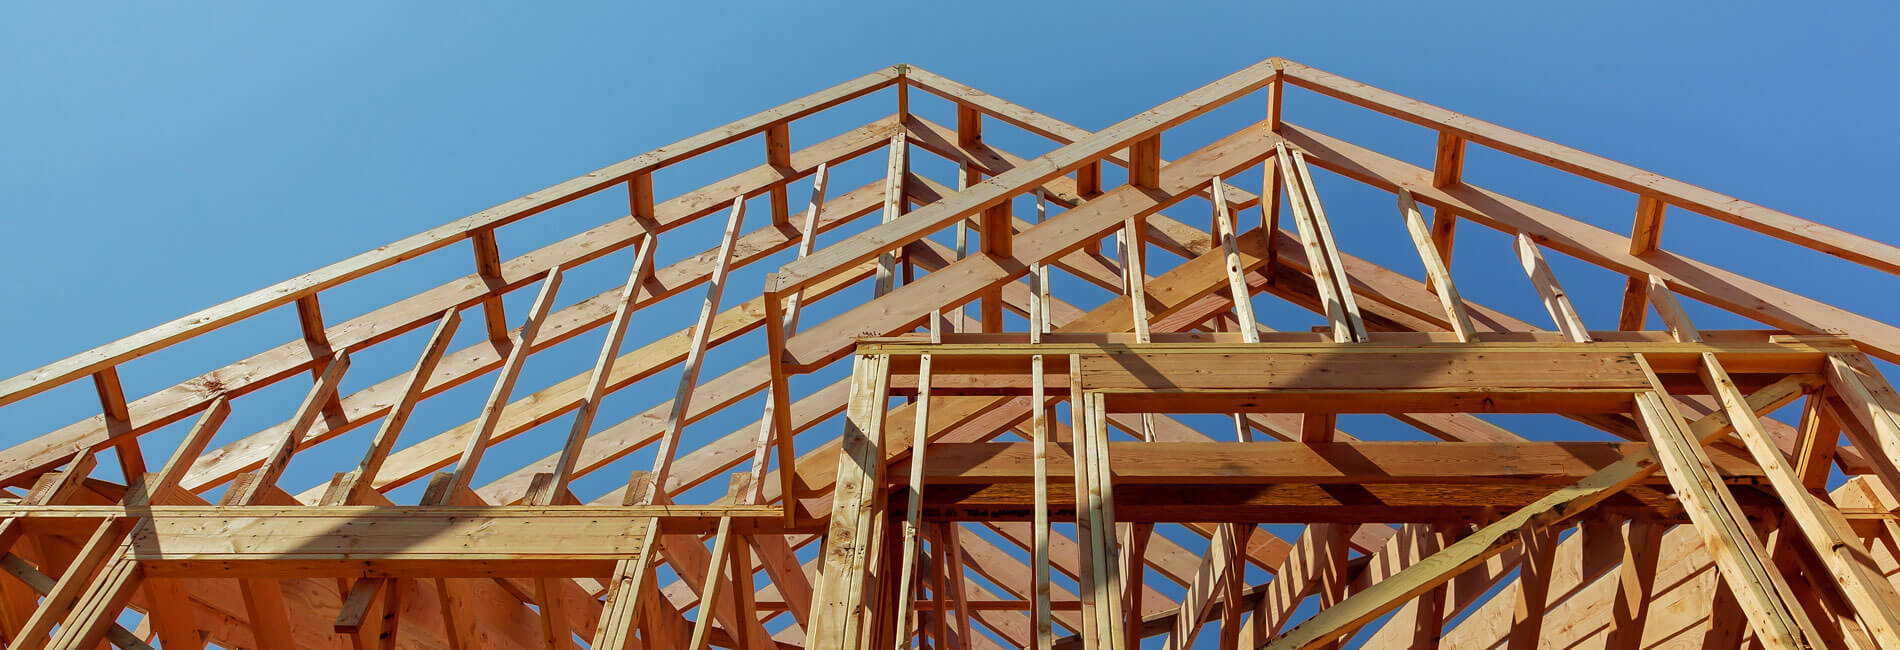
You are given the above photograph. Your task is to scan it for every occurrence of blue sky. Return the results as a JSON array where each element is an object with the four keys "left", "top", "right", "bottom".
[
  {"left": 5, "top": 2, "right": 1898, "bottom": 367},
  {"left": 4, "top": 2, "right": 1899, "bottom": 645}
]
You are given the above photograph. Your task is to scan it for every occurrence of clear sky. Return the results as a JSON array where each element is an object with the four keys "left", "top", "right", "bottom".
[
  {"left": 3, "top": 2, "right": 1899, "bottom": 643},
  {"left": 6, "top": 1, "right": 1899, "bottom": 371}
]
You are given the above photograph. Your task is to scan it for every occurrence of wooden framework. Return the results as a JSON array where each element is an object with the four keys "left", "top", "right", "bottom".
[{"left": 4, "top": 57, "right": 1900, "bottom": 649}]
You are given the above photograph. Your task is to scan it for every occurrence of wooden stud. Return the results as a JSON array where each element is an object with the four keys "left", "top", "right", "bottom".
[
  {"left": 438, "top": 267, "right": 563, "bottom": 502},
  {"left": 627, "top": 172, "right": 655, "bottom": 221},
  {"left": 1628, "top": 195, "right": 1667, "bottom": 255},
  {"left": 1615, "top": 196, "right": 1669, "bottom": 330},
  {"left": 0, "top": 553, "right": 150, "bottom": 650},
  {"left": 981, "top": 198, "right": 1012, "bottom": 331},
  {"left": 15, "top": 519, "right": 130, "bottom": 650},
  {"left": 1506, "top": 524, "right": 1556, "bottom": 650},
  {"left": 942, "top": 522, "right": 975, "bottom": 650},
  {"left": 1085, "top": 392, "right": 1126, "bottom": 650},
  {"left": 335, "top": 577, "right": 385, "bottom": 635},
  {"left": 768, "top": 122, "right": 793, "bottom": 226},
  {"left": 1030, "top": 351, "right": 1052, "bottom": 650},
  {"left": 1266, "top": 60, "right": 1284, "bottom": 133},
  {"left": 1513, "top": 233, "right": 1590, "bottom": 343},
  {"left": 761, "top": 163, "right": 833, "bottom": 515},
  {"left": 893, "top": 337, "right": 936, "bottom": 650},
  {"left": 470, "top": 228, "right": 511, "bottom": 344},
  {"left": 1262, "top": 150, "right": 1284, "bottom": 281},
  {"left": 1068, "top": 362, "right": 1105, "bottom": 650},
  {"left": 1648, "top": 281, "right": 1900, "bottom": 644},
  {"left": 594, "top": 523, "right": 662, "bottom": 650},
  {"left": 878, "top": 132, "right": 910, "bottom": 297},
  {"left": 686, "top": 517, "right": 738, "bottom": 650},
  {"left": 1605, "top": 519, "right": 1663, "bottom": 650},
  {"left": 1113, "top": 213, "right": 1159, "bottom": 442},
  {"left": 1397, "top": 190, "right": 1476, "bottom": 341},
  {"left": 1431, "top": 132, "right": 1465, "bottom": 189},
  {"left": 1427, "top": 131, "right": 1466, "bottom": 274},
  {"left": 1129, "top": 136, "right": 1161, "bottom": 189},
  {"left": 539, "top": 234, "right": 658, "bottom": 504},
  {"left": 809, "top": 355, "right": 894, "bottom": 649},
  {"left": 1275, "top": 145, "right": 1366, "bottom": 342},
  {"left": 1630, "top": 362, "right": 1822, "bottom": 649},
  {"left": 327, "top": 308, "right": 461, "bottom": 505},
  {"left": 730, "top": 524, "right": 760, "bottom": 650},
  {"left": 1289, "top": 148, "right": 1368, "bottom": 341},
  {"left": 134, "top": 395, "right": 230, "bottom": 507},
  {"left": 294, "top": 293, "right": 331, "bottom": 349},
  {"left": 226, "top": 352, "right": 350, "bottom": 505},
  {"left": 1824, "top": 351, "right": 1900, "bottom": 500},
  {"left": 1121, "top": 523, "right": 1153, "bottom": 649},
  {"left": 91, "top": 367, "right": 146, "bottom": 483},
  {"left": 642, "top": 196, "right": 747, "bottom": 500},
  {"left": 1211, "top": 176, "right": 1259, "bottom": 342}
]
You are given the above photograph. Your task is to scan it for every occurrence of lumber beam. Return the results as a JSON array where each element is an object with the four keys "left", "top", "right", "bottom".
[
  {"left": 1255, "top": 373, "right": 1814, "bottom": 648},
  {"left": 899, "top": 441, "right": 1762, "bottom": 485},
  {"left": 1629, "top": 361, "right": 1823, "bottom": 649},
  {"left": 807, "top": 355, "right": 895, "bottom": 649},
  {"left": 0, "top": 554, "right": 150, "bottom": 650},
  {"left": 1647, "top": 280, "right": 1900, "bottom": 644},
  {"left": 1274, "top": 145, "right": 1366, "bottom": 342}
]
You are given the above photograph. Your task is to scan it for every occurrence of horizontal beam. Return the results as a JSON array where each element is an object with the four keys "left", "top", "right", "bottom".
[
  {"left": 902, "top": 441, "right": 1768, "bottom": 485},
  {"left": 3, "top": 506, "right": 795, "bottom": 578},
  {"left": 914, "top": 482, "right": 1769, "bottom": 524},
  {"left": 860, "top": 338, "right": 1839, "bottom": 375},
  {"left": 1078, "top": 349, "right": 1649, "bottom": 390}
]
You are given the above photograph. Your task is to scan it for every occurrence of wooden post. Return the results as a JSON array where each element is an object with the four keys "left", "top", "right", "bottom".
[
  {"left": 594, "top": 524, "right": 662, "bottom": 650},
  {"left": 878, "top": 132, "right": 909, "bottom": 297},
  {"left": 768, "top": 122, "right": 793, "bottom": 225},
  {"left": 469, "top": 228, "right": 510, "bottom": 343},
  {"left": 809, "top": 355, "right": 894, "bottom": 649}
]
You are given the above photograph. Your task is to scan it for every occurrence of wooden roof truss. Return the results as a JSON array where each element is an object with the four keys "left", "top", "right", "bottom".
[{"left": 4, "top": 57, "right": 1900, "bottom": 649}]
